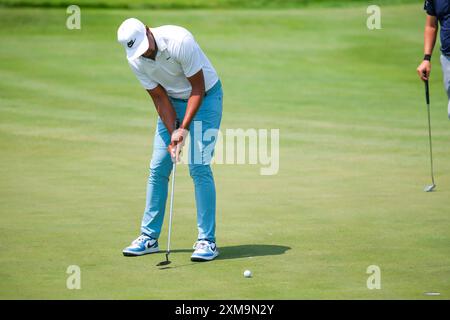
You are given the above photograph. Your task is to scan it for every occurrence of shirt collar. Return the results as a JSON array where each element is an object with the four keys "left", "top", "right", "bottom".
[{"left": 150, "top": 28, "right": 167, "bottom": 58}]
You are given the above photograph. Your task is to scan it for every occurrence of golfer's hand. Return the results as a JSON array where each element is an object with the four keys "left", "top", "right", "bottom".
[
  {"left": 171, "top": 128, "right": 189, "bottom": 147},
  {"left": 167, "top": 142, "right": 182, "bottom": 163},
  {"left": 417, "top": 60, "right": 431, "bottom": 81}
]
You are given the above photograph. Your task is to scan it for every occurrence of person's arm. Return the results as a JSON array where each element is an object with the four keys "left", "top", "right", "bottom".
[
  {"left": 417, "top": 15, "right": 438, "bottom": 81},
  {"left": 181, "top": 69, "right": 205, "bottom": 130},
  {"left": 147, "top": 85, "right": 178, "bottom": 152},
  {"left": 169, "top": 69, "right": 205, "bottom": 161}
]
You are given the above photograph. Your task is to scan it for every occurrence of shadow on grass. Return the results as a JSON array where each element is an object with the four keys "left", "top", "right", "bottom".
[
  {"left": 217, "top": 244, "right": 290, "bottom": 260},
  {"left": 170, "top": 244, "right": 291, "bottom": 260},
  {"left": 156, "top": 244, "right": 290, "bottom": 270}
]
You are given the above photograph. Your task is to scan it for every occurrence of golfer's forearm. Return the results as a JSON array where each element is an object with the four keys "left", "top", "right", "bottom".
[
  {"left": 148, "top": 86, "right": 178, "bottom": 134},
  {"left": 424, "top": 26, "right": 438, "bottom": 55},
  {"left": 424, "top": 15, "right": 438, "bottom": 56},
  {"left": 181, "top": 95, "right": 203, "bottom": 130},
  {"left": 181, "top": 69, "right": 205, "bottom": 130},
  {"left": 155, "top": 98, "right": 178, "bottom": 134}
]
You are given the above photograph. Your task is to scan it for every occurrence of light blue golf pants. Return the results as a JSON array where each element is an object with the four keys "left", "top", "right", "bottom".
[
  {"left": 140, "top": 80, "right": 223, "bottom": 242},
  {"left": 440, "top": 54, "right": 450, "bottom": 118}
]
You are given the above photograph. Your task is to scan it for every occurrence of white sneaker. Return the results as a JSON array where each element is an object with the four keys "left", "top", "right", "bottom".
[
  {"left": 191, "top": 240, "right": 219, "bottom": 261},
  {"left": 122, "top": 234, "right": 159, "bottom": 256}
]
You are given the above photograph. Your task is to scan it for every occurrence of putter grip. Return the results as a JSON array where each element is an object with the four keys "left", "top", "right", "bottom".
[
  {"left": 424, "top": 72, "right": 430, "bottom": 104},
  {"left": 175, "top": 119, "right": 180, "bottom": 130}
]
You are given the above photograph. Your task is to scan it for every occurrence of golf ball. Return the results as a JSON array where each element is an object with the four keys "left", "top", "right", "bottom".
[{"left": 244, "top": 270, "right": 252, "bottom": 278}]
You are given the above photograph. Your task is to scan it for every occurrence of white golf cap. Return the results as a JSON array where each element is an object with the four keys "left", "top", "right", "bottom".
[{"left": 117, "top": 18, "right": 149, "bottom": 61}]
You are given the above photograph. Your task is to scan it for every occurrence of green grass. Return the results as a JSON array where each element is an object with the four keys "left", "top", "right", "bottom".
[
  {"left": 1, "top": 4, "right": 449, "bottom": 299},
  {"left": 0, "top": 0, "right": 419, "bottom": 9}
]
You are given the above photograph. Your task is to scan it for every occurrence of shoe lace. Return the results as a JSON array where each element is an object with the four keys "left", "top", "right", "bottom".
[
  {"left": 193, "top": 240, "right": 210, "bottom": 250},
  {"left": 133, "top": 235, "right": 149, "bottom": 245}
]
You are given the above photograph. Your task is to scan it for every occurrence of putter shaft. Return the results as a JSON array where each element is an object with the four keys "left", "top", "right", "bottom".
[
  {"left": 426, "top": 102, "right": 435, "bottom": 185},
  {"left": 424, "top": 80, "right": 436, "bottom": 188},
  {"left": 157, "top": 119, "right": 180, "bottom": 267},
  {"left": 166, "top": 162, "right": 176, "bottom": 257}
]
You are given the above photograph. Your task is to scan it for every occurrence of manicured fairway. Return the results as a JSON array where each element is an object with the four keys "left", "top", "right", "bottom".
[{"left": 0, "top": 4, "right": 449, "bottom": 299}]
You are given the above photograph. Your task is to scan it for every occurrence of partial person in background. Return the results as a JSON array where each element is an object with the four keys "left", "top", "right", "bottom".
[{"left": 417, "top": 0, "right": 450, "bottom": 118}]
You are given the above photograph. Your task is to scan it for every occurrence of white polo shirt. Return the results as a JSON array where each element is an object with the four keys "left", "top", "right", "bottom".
[{"left": 128, "top": 25, "right": 219, "bottom": 99}]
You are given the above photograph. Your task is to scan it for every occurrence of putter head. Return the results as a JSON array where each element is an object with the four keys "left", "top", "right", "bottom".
[
  {"left": 424, "top": 184, "right": 436, "bottom": 192},
  {"left": 156, "top": 253, "right": 171, "bottom": 266}
]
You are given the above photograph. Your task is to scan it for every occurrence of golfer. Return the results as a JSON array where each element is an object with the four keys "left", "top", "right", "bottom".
[
  {"left": 117, "top": 18, "right": 222, "bottom": 261},
  {"left": 418, "top": 0, "right": 450, "bottom": 118}
]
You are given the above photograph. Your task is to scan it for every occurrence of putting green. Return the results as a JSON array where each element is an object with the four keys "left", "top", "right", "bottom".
[{"left": 0, "top": 4, "right": 449, "bottom": 299}]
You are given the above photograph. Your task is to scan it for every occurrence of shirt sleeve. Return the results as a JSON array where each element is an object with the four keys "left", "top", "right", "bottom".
[
  {"left": 424, "top": 0, "right": 436, "bottom": 16},
  {"left": 129, "top": 62, "right": 158, "bottom": 90},
  {"left": 175, "top": 35, "right": 203, "bottom": 78}
]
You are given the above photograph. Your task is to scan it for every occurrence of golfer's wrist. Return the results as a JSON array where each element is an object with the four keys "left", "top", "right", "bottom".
[
  {"left": 179, "top": 123, "right": 190, "bottom": 131},
  {"left": 424, "top": 54, "right": 432, "bottom": 61}
]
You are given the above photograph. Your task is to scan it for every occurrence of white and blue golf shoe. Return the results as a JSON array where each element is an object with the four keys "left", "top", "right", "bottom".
[
  {"left": 123, "top": 234, "right": 159, "bottom": 256},
  {"left": 191, "top": 240, "right": 219, "bottom": 262}
]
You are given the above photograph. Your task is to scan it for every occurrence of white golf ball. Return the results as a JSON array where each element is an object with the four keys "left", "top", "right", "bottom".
[{"left": 244, "top": 270, "right": 252, "bottom": 278}]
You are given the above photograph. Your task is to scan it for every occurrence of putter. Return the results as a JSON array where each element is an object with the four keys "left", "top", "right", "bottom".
[
  {"left": 157, "top": 119, "right": 180, "bottom": 266},
  {"left": 423, "top": 77, "right": 436, "bottom": 192}
]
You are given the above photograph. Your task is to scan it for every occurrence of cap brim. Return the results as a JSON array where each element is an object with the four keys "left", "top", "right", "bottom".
[{"left": 127, "top": 35, "right": 149, "bottom": 61}]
